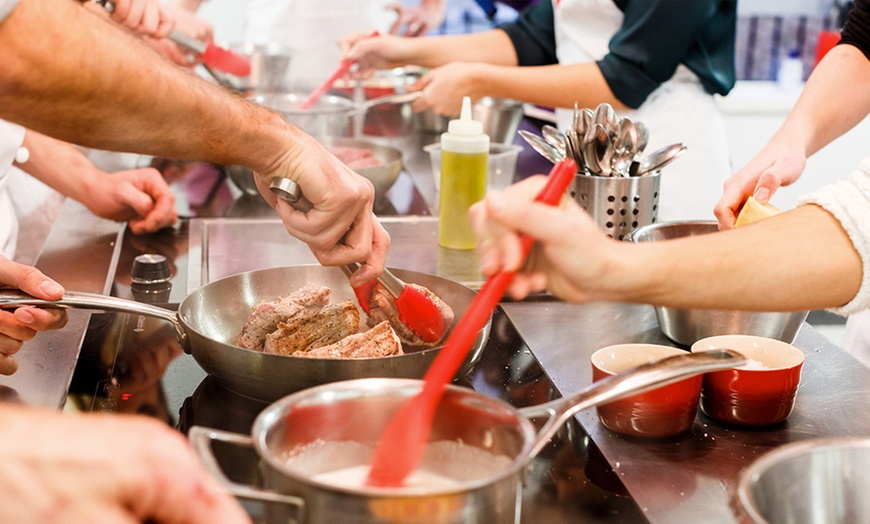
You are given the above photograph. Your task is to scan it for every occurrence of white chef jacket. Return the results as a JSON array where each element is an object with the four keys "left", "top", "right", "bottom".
[
  {"left": 553, "top": 0, "right": 732, "bottom": 222},
  {"left": 243, "top": 0, "right": 397, "bottom": 90},
  {"left": 0, "top": 120, "right": 25, "bottom": 259},
  {"left": 0, "top": 0, "right": 18, "bottom": 22}
]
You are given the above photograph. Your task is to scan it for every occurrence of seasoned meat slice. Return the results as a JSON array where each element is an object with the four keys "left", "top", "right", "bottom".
[
  {"left": 236, "top": 285, "right": 331, "bottom": 350},
  {"left": 366, "top": 283, "right": 454, "bottom": 348},
  {"left": 263, "top": 300, "right": 360, "bottom": 356},
  {"left": 295, "top": 321, "right": 403, "bottom": 359}
]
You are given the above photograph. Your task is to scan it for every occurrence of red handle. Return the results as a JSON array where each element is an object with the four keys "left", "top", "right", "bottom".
[
  {"left": 298, "top": 30, "right": 380, "bottom": 110},
  {"left": 422, "top": 159, "right": 576, "bottom": 387}
]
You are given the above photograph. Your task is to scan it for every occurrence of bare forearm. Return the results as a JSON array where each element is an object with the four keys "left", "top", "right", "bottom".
[
  {"left": 0, "top": 0, "right": 294, "bottom": 172},
  {"left": 774, "top": 45, "right": 870, "bottom": 157},
  {"left": 610, "top": 205, "right": 861, "bottom": 311},
  {"left": 15, "top": 131, "right": 100, "bottom": 203},
  {"left": 477, "top": 62, "right": 623, "bottom": 110},
  {"left": 408, "top": 29, "right": 518, "bottom": 68}
]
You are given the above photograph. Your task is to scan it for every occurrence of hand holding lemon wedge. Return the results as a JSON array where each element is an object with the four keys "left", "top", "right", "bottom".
[{"left": 735, "top": 196, "right": 781, "bottom": 227}]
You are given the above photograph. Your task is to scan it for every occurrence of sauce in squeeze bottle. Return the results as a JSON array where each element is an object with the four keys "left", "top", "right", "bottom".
[{"left": 438, "top": 96, "right": 489, "bottom": 249}]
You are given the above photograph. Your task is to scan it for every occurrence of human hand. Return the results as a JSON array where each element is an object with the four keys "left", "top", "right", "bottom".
[
  {"left": 108, "top": 0, "right": 175, "bottom": 39},
  {"left": 386, "top": 1, "right": 446, "bottom": 37},
  {"left": 83, "top": 167, "right": 178, "bottom": 235},
  {"left": 253, "top": 135, "right": 391, "bottom": 278},
  {"left": 407, "top": 63, "right": 489, "bottom": 115},
  {"left": 0, "top": 258, "right": 67, "bottom": 375},
  {"left": 341, "top": 32, "right": 413, "bottom": 76},
  {"left": 469, "top": 176, "right": 615, "bottom": 302},
  {"left": 0, "top": 405, "right": 251, "bottom": 523},
  {"left": 714, "top": 138, "right": 806, "bottom": 229}
]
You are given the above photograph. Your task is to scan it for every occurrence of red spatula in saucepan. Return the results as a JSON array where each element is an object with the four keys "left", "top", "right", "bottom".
[
  {"left": 297, "top": 30, "right": 380, "bottom": 111},
  {"left": 365, "top": 158, "right": 578, "bottom": 488}
]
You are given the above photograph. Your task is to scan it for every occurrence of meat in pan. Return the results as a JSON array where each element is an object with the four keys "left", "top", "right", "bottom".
[
  {"left": 264, "top": 301, "right": 360, "bottom": 356},
  {"left": 236, "top": 285, "right": 331, "bottom": 350},
  {"left": 297, "top": 320, "right": 403, "bottom": 359}
]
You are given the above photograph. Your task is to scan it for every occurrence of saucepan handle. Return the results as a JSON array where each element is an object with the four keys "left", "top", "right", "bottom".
[
  {"left": 0, "top": 290, "right": 189, "bottom": 353},
  {"left": 188, "top": 426, "right": 307, "bottom": 514},
  {"left": 517, "top": 349, "right": 746, "bottom": 459}
]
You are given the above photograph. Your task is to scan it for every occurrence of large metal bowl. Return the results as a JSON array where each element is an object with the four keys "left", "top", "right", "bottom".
[
  {"left": 628, "top": 221, "right": 808, "bottom": 346},
  {"left": 734, "top": 437, "right": 870, "bottom": 523},
  {"left": 415, "top": 97, "right": 524, "bottom": 144},
  {"left": 225, "top": 137, "right": 401, "bottom": 199}
]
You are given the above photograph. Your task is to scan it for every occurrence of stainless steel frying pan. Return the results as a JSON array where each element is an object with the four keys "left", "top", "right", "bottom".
[{"left": 0, "top": 266, "right": 489, "bottom": 402}]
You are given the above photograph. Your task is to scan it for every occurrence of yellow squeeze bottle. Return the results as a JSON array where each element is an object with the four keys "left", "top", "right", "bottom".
[{"left": 438, "top": 96, "right": 489, "bottom": 249}]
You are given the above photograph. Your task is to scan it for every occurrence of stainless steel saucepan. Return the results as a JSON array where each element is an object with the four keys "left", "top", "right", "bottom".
[
  {"left": 189, "top": 349, "right": 744, "bottom": 523},
  {"left": 0, "top": 265, "right": 489, "bottom": 402}
]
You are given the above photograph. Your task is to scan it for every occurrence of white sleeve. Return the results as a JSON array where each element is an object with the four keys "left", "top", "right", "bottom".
[
  {"left": 0, "top": 0, "right": 19, "bottom": 23},
  {"left": 798, "top": 157, "right": 870, "bottom": 315}
]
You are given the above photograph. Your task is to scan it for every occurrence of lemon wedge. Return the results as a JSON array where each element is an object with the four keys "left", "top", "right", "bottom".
[{"left": 735, "top": 196, "right": 781, "bottom": 227}]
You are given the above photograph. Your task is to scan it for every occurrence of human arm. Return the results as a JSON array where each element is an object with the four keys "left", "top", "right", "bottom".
[
  {"left": 0, "top": 404, "right": 250, "bottom": 523},
  {"left": 0, "top": 0, "right": 387, "bottom": 275},
  {"left": 386, "top": 0, "right": 446, "bottom": 37},
  {"left": 17, "top": 130, "right": 177, "bottom": 234},
  {"left": 0, "top": 257, "right": 67, "bottom": 375},
  {"left": 715, "top": 0, "right": 870, "bottom": 229},
  {"left": 469, "top": 175, "right": 862, "bottom": 312},
  {"left": 82, "top": 0, "right": 174, "bottom": 39}
]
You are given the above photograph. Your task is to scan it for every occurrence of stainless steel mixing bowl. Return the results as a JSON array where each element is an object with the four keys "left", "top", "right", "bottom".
[
  {"left": 628, "top": 220, "right": 808, "bottom": 346},
  {"left": 735, "top": 437, "right": 870, "bottom": 524}
]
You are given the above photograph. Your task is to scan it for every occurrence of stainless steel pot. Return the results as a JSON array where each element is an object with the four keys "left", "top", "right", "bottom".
[
  {"left": 252, "top": 91, "right": 422, "bottom": 138},
  {"left": 190, "top": 350, "right": 744, "bottom": 523},
  {"left": 0, "top": 266, "right": 488, "bottom": 401},
  {"left": 734, "top": 437, "right": 870, "bottom": 524}
]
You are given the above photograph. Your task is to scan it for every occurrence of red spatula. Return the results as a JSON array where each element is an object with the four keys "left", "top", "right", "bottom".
[
  {"left": 297, "top": 30, "right": 380, "bottom": 111},
  {"left": 168, "top": 29, "right": 251, "bottom": 77},
  {"left": 365, "top": 158, "right": 578, "bottom": 488}
]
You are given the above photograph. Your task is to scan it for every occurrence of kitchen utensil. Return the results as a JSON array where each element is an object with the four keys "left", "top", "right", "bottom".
[
  {"left": 298, "top": 31, "right": 380, "bottom": 110},
  {"left": 592, "top": 344, "right": 704, "bottom": 438},
  {"left": 594, "top": 124, "right": 613, "bottom": 177},
  {"left": 189, "top": 350, "right": 743, "bottom": 523},
  {"left": 414, "top": 98, "right": 524, "bottom": 144},
  {"left": 692, "top": 335, "right": 804, "bottom": 426},
  {"left": 542, "top": 125, "right": 567, "bottom": 157},
  {"left": 343, "top": 91, "right": 422, "bottom": 118},
  {"left": 366, "top": 159, "right": 577, "bottom": 488},
  {"left": 168, "top": 29, "right": 252, "bottom": 77},
  {"left": 583, "top": 123, "right": 606, "bottom": 174},
  {"left": 637, "top": 143, "right": 687, "bottom": 176},
  {"left": 570, "top": 171, "right": 660, "bottom": 240},
  {"left": 734, "top": 437, "right": 870, "bottom": 524},
  {"left": 267, "top": 179, "right": 448, "bottom": 344},
  {"left": 252, "top": 92, "right": 356, "bottom": 136},
  {"left": 0, "top": 266, "right": 489, "bottom": 401},
  {"left": 628, "top": 221, "right": 809, "bottom": 346},
  {"left": 565, "top": 128, "right": 586, "bottom": 174},
  {"left": 634, "top": 121, "right": 650, "bottom": 154},
  {"left": 518, "top": 129, "right": 564, "bottom": 164}
]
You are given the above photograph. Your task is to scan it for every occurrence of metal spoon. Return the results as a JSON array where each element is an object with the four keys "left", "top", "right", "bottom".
[
  {"left": 519, "top": 129, "right": 565, "bottom": 164},
  {"left": 634, "top": 121, "right": 650, "bottom": 154},
  {"left": 637, "top": 143, "right": 687, "bottom": 176},
  {"left": 542, "top": 125, "right": 567, "bottom": 157}
]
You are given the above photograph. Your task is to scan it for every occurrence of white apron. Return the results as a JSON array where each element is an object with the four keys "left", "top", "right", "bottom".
[
  {"left": 553, "top": 0, "right": 732, "bottom": 221},
  {"left": 0, "top": 120, "right": 25, "bottom": 259},
  {"left": 243, "top": 0, "right": 397, "bottom": 90}
]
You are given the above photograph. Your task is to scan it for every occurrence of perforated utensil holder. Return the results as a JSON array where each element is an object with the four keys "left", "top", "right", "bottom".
[{"left": 570, "top": 173, "right": 660, "bottom": 240}]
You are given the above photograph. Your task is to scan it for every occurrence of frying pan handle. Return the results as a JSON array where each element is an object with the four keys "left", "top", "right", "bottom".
[
  {"left": 517, "top": 349, "right": 746, "bottom": 459},
  {"left": 188, "top": 426, "right": 307, "bottom": 514},
  {"left": 0, "top": 290, "right": 189, "bottom": 353}
]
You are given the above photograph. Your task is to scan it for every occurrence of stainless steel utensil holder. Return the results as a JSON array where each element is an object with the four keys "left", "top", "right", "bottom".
[{"left": 570, "top": 172, "right": 660, "bottom": 240}]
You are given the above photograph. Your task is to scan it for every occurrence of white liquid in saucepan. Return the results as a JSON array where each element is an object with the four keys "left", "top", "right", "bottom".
[{"left": 280, "top": 440, "right": 514, "bottom": 490}]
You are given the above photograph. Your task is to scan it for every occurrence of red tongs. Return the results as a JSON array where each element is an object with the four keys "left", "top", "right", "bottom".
[
  {"left": 297, "top": 30, "right": 380, "bottom": 110},
  {"left": 365, "top": 159, "right": 578, "bottom": 488}
]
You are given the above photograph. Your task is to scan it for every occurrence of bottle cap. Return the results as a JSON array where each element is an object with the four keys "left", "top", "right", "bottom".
[{"left": 447, "top": 96, "right": 483, "bottom": 136}]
